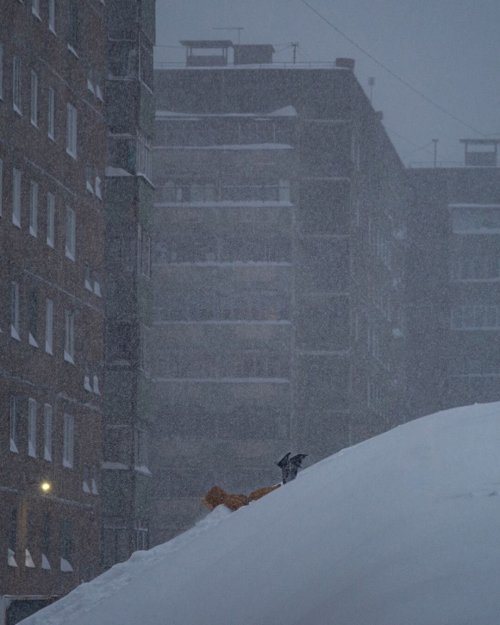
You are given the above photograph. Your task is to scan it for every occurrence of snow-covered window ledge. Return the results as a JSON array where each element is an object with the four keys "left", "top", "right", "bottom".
[
  {"left": 41, "top": 553, "right": 51, "bottom": 570},
  {"left": 10, "top": 438, "right": 19, "bottom": 453},
  {"left": 60, "top": 557, "right": 73, "bottom": 572},
  {"left": 82, "top": 480, "right": 91, "bottom": 494},
  {"left": 84, "top": 375, "right": 93, "bottom": 392},
  {"left": 10, "top": 325, "right": 20, "bottom": 341},
  {"left": 25, "top": 549, "right": 35, "bottom": 568},
  {"left": 135, "top": 465, "right": 152, "bottom": 477},
  {"left": 29, "top": 333, "right": 39, "bottom": 347},
  {"left": 7, "top": 548, "right": 17, "bottom": 567},
  {"left": 64, "top": 351, "right": 75, "bottom": 365}
]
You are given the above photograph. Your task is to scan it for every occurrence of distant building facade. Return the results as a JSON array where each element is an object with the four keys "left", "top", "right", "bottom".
[
  {"left": 408, "top": 139, "right": 500, "bottom": 417},
  {"left": 150, "top": 42, "right": 411, "bottom": 542},
  {"left": 0, "top": 0, "right": 106, "bottom": 621},
  {"left": 100, "top": 0, "right": 156, "bottom": 569}
]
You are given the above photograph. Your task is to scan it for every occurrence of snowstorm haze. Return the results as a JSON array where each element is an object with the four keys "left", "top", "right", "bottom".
[{"left": 155, "top": 0, "right": 500, "bottom": 164}]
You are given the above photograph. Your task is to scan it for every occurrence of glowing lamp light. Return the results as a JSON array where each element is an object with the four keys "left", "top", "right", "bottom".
[{"left": 40, "top": 480, "right": 52, "bottom": 494}]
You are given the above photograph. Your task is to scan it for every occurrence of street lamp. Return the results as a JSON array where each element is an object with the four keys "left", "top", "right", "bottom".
[{"left": 39, "top": 480, "right": 53, "bottom": 494}]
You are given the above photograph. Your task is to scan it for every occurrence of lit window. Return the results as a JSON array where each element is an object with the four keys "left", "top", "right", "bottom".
[
  {"left": 64, "top": 309, "right": 75, "bottom": 363},
  {"left": 47, "top": 193, "right": 55, "bottom": 247},
  {"left": 65, "top": 206, "right": 76, "bottom": 260},
  {"left": 12, "top": 168, "right": 21, "bottom": 227},
  {"left": 66, "top": 103, "right": 77, "bottom": 158},
  {"left": 62, "top": 414, "right": 74, "bottom": 468},
  {"left": 29, "top": 181, "right": 38, "bottom": 236},
  {"left": 28, "top": 398, "right": 37, "bottom": 457},
  {"left": 9, "top": 397, "right": 19, "bottom": 453},
  {"left": 30, "top": 71, "right": 38, "bottom": 126},
  {"left": 48, "top": 87, "right": 55, "bottom": 140},
  {"left": 12, "top": 56, "right": 21, "bottom": 114},
  {"left": 43, "top": 404, "right": 52, "bottom": 461},
  {"left": 48, "top": 0, "right": 56, "bottom": 32},
  {"left": 10, "top": 282, "right": 20, "bottom": 340}
]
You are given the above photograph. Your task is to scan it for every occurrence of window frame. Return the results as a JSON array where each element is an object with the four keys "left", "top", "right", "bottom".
[
  {"left": 10, "top": 281, "right": 20, "bottom": 340},
  {"left": 48, "top": 0, "right": 56, "bottom": 32},
  {"left": 66, "top": 103, "right": 77, "bottom": 158},
  {"left": 28, "top": 398, "right": 37, "bottom": 457},
  {"left": 48, "top": 87, "right": 55, "bottom": 140},
  {"left": 43, "top": 404, "right": 53, "bottom": 461},
  {"left": 65, "top": 206, "right": 76, "bottom": 260},
  {"left": 9, "top": 397, "right": 19, "bottom": 453},
  {"left": 47, "top": 192, "right": 55, "bottom": 247},
  {"left": 30, "top": 70, "right": 38, "bottom": 126},
  {"left": 12, "top": 168, "right": 21, "bottom": 227},
  {"left": 45, "top": 298, "right": 54, "bottom": 354},
  {"left": 12, "top": 56, "right": 21, "bottom": 114},
  {"left": 64, "top": 309, "right": 75, "bottom": 363},
  {"left": 29, "top": 180, "right": 38, "bottom": 236},
  {"left": 62, "top": 413, "right": 74, "bottom": 468}
]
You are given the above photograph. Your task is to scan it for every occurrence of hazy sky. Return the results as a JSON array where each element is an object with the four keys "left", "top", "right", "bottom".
[{"left": 155, "top": 1, "right": 500, "bottom": 166}]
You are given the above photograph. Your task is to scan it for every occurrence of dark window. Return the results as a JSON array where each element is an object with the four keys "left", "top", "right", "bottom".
[
  {"left": 9, "top": 508, "right": 17, "bottom": 551},
  {"left": 41, "top": 512, "right": 51, "bottom": 557},
  {"left": 28, "top": 289, "right": 38, "bottom": 341},
  {"left": 61, "top": 519, "right": 73, "bottom": 561},
  {"left": 67, "top": 0, "right": 79, "bottom": 49}
]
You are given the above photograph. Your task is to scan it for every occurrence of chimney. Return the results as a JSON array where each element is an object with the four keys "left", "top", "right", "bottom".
[{"left": 335, "top": 57, "right": 355, "bottom": 70}]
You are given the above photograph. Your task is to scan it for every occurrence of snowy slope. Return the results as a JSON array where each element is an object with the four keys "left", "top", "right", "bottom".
[{"left": 21, "top": 402, "right": 500, "bottom": 625}]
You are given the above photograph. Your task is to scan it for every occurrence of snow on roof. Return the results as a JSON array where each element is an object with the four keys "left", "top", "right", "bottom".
[
  {"left": 20, "top": 401, "right": 500, "bottom": 625},
  {"left": 155, "top": 105, "right": 297, "bottom": 120}
]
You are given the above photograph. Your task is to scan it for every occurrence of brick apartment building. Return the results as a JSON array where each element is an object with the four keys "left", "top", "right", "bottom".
[
  {"left": 150, "top": 42, "right": 411, "bottom": 542},
  {"left": 0, "top": 1, "right": 106, "bottom": 621}
]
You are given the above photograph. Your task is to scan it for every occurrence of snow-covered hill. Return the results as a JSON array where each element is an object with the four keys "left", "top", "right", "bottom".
[{"left": 21, "top": 402, "right": 500, "bottom": 625}]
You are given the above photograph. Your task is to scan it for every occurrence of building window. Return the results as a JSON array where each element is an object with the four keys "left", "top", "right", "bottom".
[
  {"left": 12, "top": 56, "right": 21, "bottom": 114},
  {"left": 134, "top": 428, "right": 149, "bottom": 468},
  {"left": 48, "top": 0, "right": 56, "bottom": 32},
  {"left": 11, "top": 282, "right": 20, "bottom": 340},
  {"left": 65, "top": 206, "right": 76, "bottom": 260},
  {"left": 28, "top": 289, "right": 38, "bottom": 346},
  {"left": 30, "top": 71, "right": 38, "bottom": 126},
  {"left": 8, "top": 509, "right": 18, "bottom": 567},
  {"left": 41, "top": 513, "right": 51, "bottom": 569},
  {"left": 28, "top": 398, "right": 37, "bottom": 457},
  {"left": 45, "top": 298, "right": 53, "bottom": 354},
  {"left": 62, "top": 414, "right": 74, "bottom": 468},
  {"left": 29, "top": 181, "right": 38, "bottom": 236},
  {"left": 135, "top": 520, "right": 149, "bottom": 551},
  {"left": 32, "top": 0, "right": 40, "bottom": 17},
  {"left": 0, "top": 44, "right": 4, "bottom": 100},
  {"left": 64, "top": 309, "right": 75, "bottom": 363},
  {"left": 12, "top": 168, "right": 21, "bottom": 227},
  {"left": 9, "top": 397, "right": 20, "bottom": 453},
  {"left": 67, "top": 0, "right": 78, "bottom": 52},
  {"left": 48, "top": 87, "right": 55, "bottom": 140},
  {"left": 43, "top": 404, "right": 52, "bottom": 461},
  {"left": 451, "top": 305, "right": 500, "bottom": 330},
  {"left": 66, "top": 103, "right": 77, "bottom": 158},
  {"left": 47, "top": 193, "right": 55, "bottom": 247},
  {"left": 95, "top": 175, "right": 102, "bottom": 199},
  {"left": 0, "top": 158, "right": 3, "bottom": 216}
]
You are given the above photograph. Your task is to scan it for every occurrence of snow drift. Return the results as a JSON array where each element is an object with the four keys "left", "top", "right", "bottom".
[{"left": 21, "top": 401, "right": 500, "bottom": 625}]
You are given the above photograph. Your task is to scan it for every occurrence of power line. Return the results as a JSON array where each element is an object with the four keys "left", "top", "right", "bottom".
[{"left": 296, "top": 0, "right": 487, "bottom": 137}]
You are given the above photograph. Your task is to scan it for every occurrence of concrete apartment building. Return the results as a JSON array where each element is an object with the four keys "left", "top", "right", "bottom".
[
  {"left": 0, "top": 0, "right": 106, "bottom": 622},
  {"left": 101, "top": 0, "right": 156, "bottom": 569},
  {"left": 151, "top": 42, "right": 411, "bottom": 542},
  {"left": 408, "top": 139, "right": 500, "bottom": 417}
]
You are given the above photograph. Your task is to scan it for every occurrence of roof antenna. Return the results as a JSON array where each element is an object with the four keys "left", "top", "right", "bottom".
[
  {"left": 212, "top": 26, "right": 244, "bottom": 45},
  {"left": 291, "top": 42, "right": 299, "bottom": 64}
]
